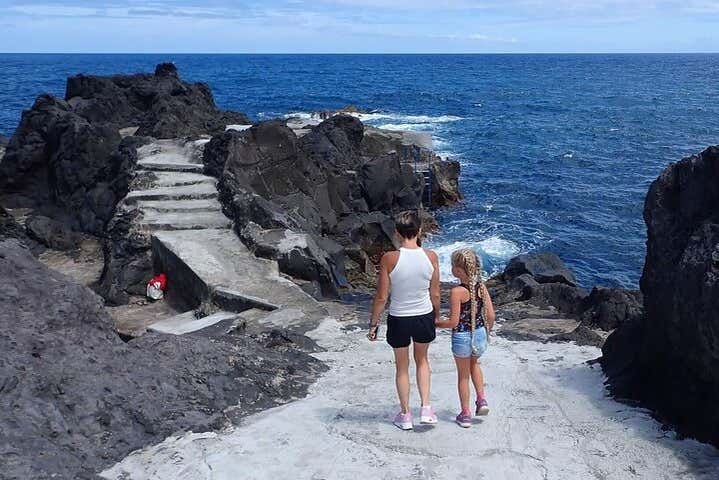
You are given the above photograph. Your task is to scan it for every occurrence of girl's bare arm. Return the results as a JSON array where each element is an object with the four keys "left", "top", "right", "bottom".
[
  {"left": 482, "top": 283, "right": 496, "bottom": 331},
  {"left": 435, "top": 288, "right": 463, "bottom": 329}
]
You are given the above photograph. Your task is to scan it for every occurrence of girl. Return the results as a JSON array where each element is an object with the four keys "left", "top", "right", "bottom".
[{"left": 435, "top": 248, "right": 496, "bottom": 428}]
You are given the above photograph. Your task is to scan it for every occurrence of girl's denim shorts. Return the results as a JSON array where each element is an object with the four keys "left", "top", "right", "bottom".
[{"left": 451, "top": 328, "right": 488, "bottom": 358}]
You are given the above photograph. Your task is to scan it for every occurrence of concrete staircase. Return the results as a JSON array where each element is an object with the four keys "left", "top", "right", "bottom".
[{"left": 115, "top": 138, "right": 327, "bottom": 335}]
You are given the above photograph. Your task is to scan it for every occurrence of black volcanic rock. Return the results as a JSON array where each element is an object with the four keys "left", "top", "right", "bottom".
[
  {"left": 601, "top": 145, "right": 719, "bottom": 447},
  {"left": 0, "top": 64, "right": 249, "bottom": 236},
  {"left": 504, "top": 252, "right": 578, "bottom": 286},
  {"left": 0, "top": 239, "right": 325, "bottom": 479},
  {"left": 65, "top": 62, "right": 249, "bottom": 138},
  {"left": 431, "top": 159, "right": 462, "bottom": 206},
  {"left": 206, "top": 116, "right": 435, "bottom": 294},
  {"left": 581, "top": 287, "right": 643, "bottom": 331}
]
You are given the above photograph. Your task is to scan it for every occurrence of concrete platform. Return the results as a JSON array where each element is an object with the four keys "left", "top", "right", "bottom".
[
  {"left": 136, "top": 199, "right": 224, "bottom": 213},
  {"left": 137, "top": 161, "right": 205, "bottom": 173},
  {"left": 138, "top": 210, "right": 232, "bottom": 231},
  {"left": 152, "top": 229, "right": 327, "bottom": 327},
  {"left": 139, "top": 171, "right": 216, "bottom": 187},
  {"left": 125, "top": 183, "right": 219, "bottom": 203},
  {"left": 148, "top": 310, "right": 240, "bottom": 335}
]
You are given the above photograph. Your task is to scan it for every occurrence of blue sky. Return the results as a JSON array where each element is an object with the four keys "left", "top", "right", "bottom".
[{"left": 1, "top": 1, "right": 718, "bottom": 53}]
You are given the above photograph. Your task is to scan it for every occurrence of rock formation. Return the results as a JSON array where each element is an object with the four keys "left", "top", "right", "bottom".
[
  {"left": 0, "top": 64, "right": 248, "bottom": 235},
  {"left": 601, "top": 145, "right": 719, "bottom": 447},
  {"left": 205, "top": 116, "right": 461, "bottom": 297},
  {"left": 0, "top": 239, "right": 325, "bottom": 479},
  {"left": 490, "top": 252, "right": 641, "bottom": 346}
]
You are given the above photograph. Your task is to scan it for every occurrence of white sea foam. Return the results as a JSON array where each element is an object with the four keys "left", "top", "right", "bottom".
[
  {"left": 282, "top": 111, "right": 464, "bottom": 124},
  {"left": 430, "top": 237, "right": 521, "bottom": 281},
  {"left": 353, "top": 112, "right": 464, "bottom": 123},
  {"left": 376, "top": 122, "right": 432, "bottom": 132}
]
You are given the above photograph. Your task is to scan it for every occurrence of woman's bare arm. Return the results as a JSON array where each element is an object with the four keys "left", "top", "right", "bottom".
[
  {"left": 369, "top": 254, "right": 391, "bottom": 327},
  {"left": 426, "top": 250, "right": 441, "bottom": 321},
  {"left": 435, "top": 287, "right": 463, "bottom": 329}
]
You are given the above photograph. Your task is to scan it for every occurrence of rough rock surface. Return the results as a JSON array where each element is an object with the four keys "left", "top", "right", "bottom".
[
  {"left": 490, "top": 253, "right": 639, "bottom": 346},
  {"left": 504, "top": 252, "right": 578, "bottom": 286},
  {"left": 581, "top": 287, "right": 643, "bottom": 331},
  {"left": 25, "top": 215, "right": 83, "bottom": 251},
  {"left": 0, "top": 240, "right": 326, "bottom": 479},
  {"left": 601, "top": 145, "right": 719, "bottom": 447},
  {"left": 0, "top": 64, "right": 248, "bottom": 235},
  {"left": 206, "top": 116, "right": 457, "bottom": 294},
  {"left": 430, "top": 159, "right": 462, "bottom": 206}
]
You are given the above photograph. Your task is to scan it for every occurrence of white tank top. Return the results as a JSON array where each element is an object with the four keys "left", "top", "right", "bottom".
[{"left": 388, "top": 247, "right": 435, "bottom": 317}]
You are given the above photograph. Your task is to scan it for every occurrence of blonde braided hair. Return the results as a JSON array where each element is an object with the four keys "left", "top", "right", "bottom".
[{"left": 451, "top": 249, "right": 485, "bottom": 332}]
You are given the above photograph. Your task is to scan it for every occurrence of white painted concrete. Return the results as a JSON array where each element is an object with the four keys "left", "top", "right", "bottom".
[{"left": 102, "top": 320, "right": 719, "bottom": 480}]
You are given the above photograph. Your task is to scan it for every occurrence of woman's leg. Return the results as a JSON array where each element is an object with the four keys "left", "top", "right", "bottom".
[
  {"left": 393, "top": 347, "right": 411, "bottom": 413},
  {"left": 470, "top": 358, "right": 485, "bottom": 399},
  {"left": 454, "top": 356, "right": 472, "bottom": 413},
  {"left": 413, "top": 342, "right": 431, "bottom": 407}
]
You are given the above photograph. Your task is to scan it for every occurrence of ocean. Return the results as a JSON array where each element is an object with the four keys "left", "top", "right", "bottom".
[{"left": 1, "top": 53, "right": 718, "bottom": 288}]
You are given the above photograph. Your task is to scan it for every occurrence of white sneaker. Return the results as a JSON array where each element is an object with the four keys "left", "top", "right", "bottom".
[
  {"left": 420, "top": 406, "right": 438, "bottom": 424},
  {"left": 393, "top": 411, "right": 413, "bottom": 430}
]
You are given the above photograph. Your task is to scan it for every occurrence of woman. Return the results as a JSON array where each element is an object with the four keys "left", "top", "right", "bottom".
[{"left": 367, "top": 210, "right": 441, "bottom": 430}]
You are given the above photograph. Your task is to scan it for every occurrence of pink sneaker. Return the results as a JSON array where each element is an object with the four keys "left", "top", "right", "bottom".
[
  {"left": 393, "top": 411, "right": 413, "bottom": 430},
  {"left": 455, "top": 411, "right": 472, "bottom": 428},
  {"left": 420, "top": 406, "right": 438, "bottom": 424},
  {"left": 475, "top": 398, "right": 490, "bottom": 416}
]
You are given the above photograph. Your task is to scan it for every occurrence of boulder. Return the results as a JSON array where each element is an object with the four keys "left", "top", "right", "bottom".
[
  {"left": 504, "top": 252, "right": 578, "bottom": 286},
  {"left": 65, "top": 62, "right": 249, "bottom": 138},
  {"left": 581, "top": 287, "right": 643, "bottom": 331},
  {"left": 0, "top": 239, "right": 325, "bottom": 479},
  {"left": 601, "top": 145, "right": 719, "bottom": 447},
  {"left": 240, "top": 222, "right": 348, "bottom": 298},
  {"left": 25, "top": 215, "right": 82, "bottom": 251},
  {"left": 548, "top": 324, "right": 605, "bottom": 348},
  {"left": 527, "top": 282, "right": 589, "bottom": 316},
  {"left": 431, "top": 159, "right": 462, "bottom": 206},
  {"left": 359, "top": 154, "right": 422, "bottom": 212},
  {"left": 0, "top": 206, "right": 29, "bottom": 242}
]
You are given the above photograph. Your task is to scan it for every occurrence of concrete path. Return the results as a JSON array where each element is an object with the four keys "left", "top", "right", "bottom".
[
  {"left": 112, "top": 138, "right": 327, "bottom": 334},
  {"left": 101, "top": 319, "right": 719, "bottom": 480}
]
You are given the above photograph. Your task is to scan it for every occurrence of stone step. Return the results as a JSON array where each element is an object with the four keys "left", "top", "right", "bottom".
[
  {"left": 151, "top": 229, "right": 327, "bottom": 324},
  {"left": 148, "top": 310, "right": 239, "bottom": 335},
  {"left": 137, "top": 161, "right": 204, "bottom": 174},
  {"left": 137, "top": 171, "right": 216, "bottom": 188},
  {"left": 138, "top": 210, "right": 232, "bottom": 231},
  {"left": 136, "top": 199, "right": 223, "bottom": 213},
  {"left": 125, "top": 183, "right": 218, "bottom": 203}
]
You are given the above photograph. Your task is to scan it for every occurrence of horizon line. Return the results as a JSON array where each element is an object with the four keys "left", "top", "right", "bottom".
[{"left": 2, "top": 51, "right": 719, "bottom": 55}]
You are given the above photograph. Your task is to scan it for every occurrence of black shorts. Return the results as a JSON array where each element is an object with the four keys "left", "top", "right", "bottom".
[{"left": 386, "top": 311, "right": 436, "bottom": 348}]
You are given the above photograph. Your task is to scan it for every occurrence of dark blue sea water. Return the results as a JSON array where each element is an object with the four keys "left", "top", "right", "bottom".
[{"left": 2, "top": 54, "right": 718, "bottom": 288}]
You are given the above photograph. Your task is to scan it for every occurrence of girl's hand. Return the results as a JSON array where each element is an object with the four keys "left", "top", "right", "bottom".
[{"left": 367, "top": 324, "right": 379, "bottom": 341}]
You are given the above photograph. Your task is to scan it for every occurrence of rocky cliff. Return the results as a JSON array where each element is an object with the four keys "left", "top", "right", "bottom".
[
  {"left": 0, "top": 239, "right": 325, "bottom": 479},
  {"left": 0, "top": 63, "right": 248, "bottom": 235},
  {"left": 204, "top": 115, "right": 460, "bottom": 298},
  {"left": 601, "top": 145, "right": 719, "bottom": 446}
]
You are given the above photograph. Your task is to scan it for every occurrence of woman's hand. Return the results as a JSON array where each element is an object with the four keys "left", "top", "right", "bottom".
[{"left": 367, "top": 324, "right": 379, "bottom": 341}]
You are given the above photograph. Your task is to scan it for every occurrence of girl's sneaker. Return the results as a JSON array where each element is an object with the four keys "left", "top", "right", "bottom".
[
  {"left": 420, "top": 406, "right": 438, "bottom": 424},
  {"left": 393, "top": 412, "right": 413, "bottom": 430},
  {"left": 475, "top": 398, "right": 490, "bottom": 416},
  {"left": 455, "top": 412, "right": 472, "bottom": 428}
]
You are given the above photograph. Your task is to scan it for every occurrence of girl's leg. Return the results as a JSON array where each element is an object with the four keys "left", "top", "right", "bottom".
[
  {"left": 454, "top": 356, "right": 472, "bottom": 413},
  {"left": 413, "top": 342, "right": 431, "bottom": 407},
  {"left": 470, "top": 358, "right": 485, "bottom": 400},
  {"left": 393, "top": 347, "right": 411, "bottom": 413}
]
